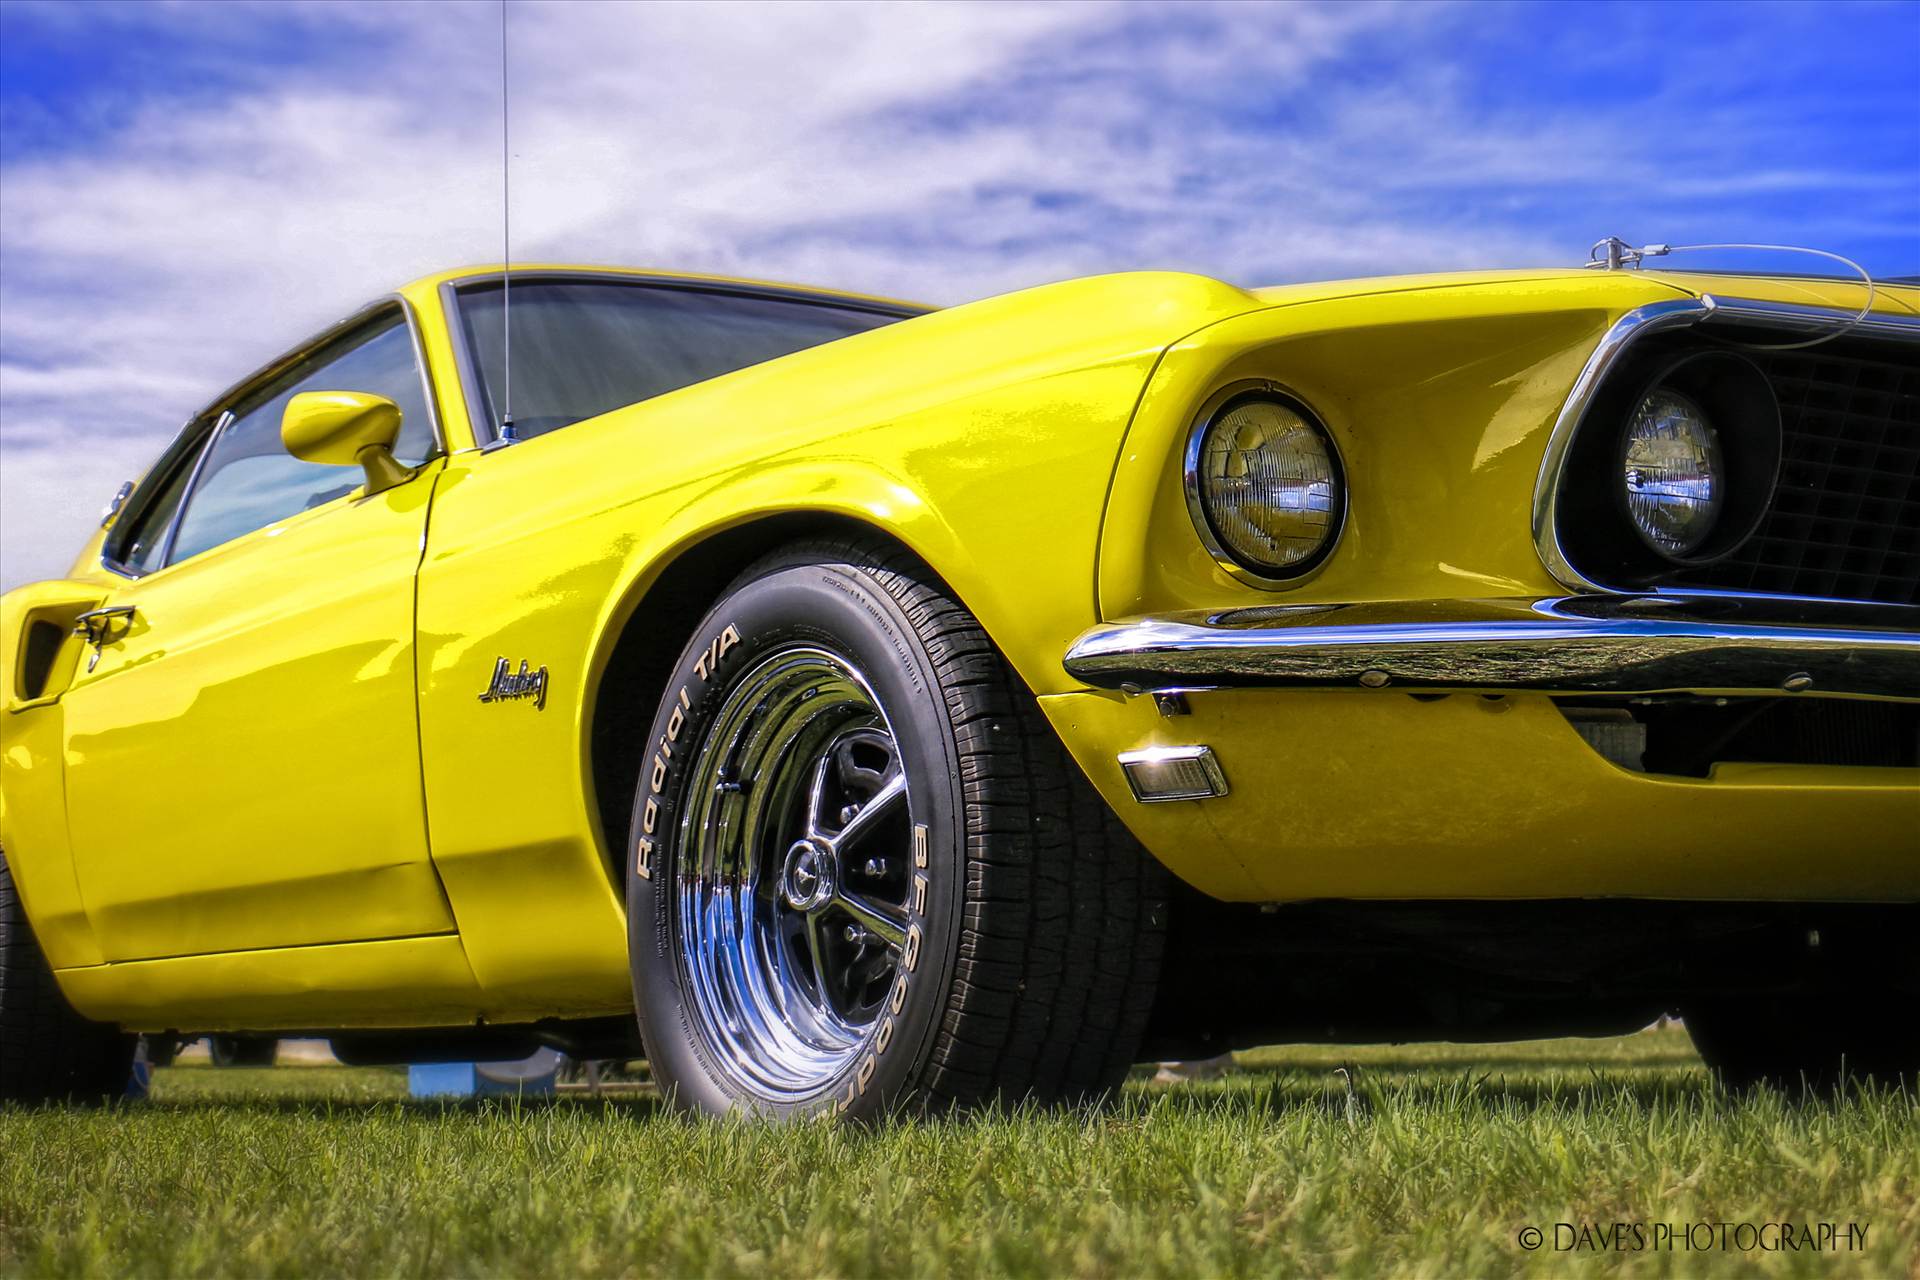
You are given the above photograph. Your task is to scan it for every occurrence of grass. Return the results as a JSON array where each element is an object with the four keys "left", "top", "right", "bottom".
[{"left": 2, "top": 1027, "right": 1915, "bottom": 1278}]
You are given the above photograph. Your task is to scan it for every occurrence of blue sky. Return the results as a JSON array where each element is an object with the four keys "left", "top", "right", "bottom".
[{"left": 2, "top": 0, "right": 1917, "bottom": 587}]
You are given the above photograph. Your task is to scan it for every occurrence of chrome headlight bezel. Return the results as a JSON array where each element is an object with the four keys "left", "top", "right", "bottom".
[{"left": 1183, "top": 384, "right": 1348, "bottom": 586}]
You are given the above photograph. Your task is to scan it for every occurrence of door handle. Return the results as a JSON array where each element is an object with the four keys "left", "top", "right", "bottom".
[{"left": 73, "top": 605, "right": 138, "bottom": 671}]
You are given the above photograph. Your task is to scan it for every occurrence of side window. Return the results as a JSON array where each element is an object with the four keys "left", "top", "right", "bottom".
[
  {"left": 166, "top": 313, "right": 434, "bottom": 565},
  {"left": 455, "top": 281, "right": 903, "bottom": 442}
]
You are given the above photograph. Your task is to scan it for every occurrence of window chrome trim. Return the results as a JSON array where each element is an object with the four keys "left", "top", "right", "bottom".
[
  {"left": 391, "top": 293, "right": 450, "bottom": 461},
  {"left": 100, "top": 293, "right": 447, "bottom": 581},
  {"left": 1531, "top": 294, "right": 1920, "bottom": 601},
  {"left": 438, "top": 268, "right": 932, "bottom": 449},
  {"left": 182, "top": 294, "right": 448, "bottom": 462},
  {"left": 1181, "top": 380, "right": 1349, "bottom": 590},
  {"left": 437, "top": 278, "right": 495, "bottom": 453},
  {"left": 155, "top": 409, "right": 231, "bottom": 571}
]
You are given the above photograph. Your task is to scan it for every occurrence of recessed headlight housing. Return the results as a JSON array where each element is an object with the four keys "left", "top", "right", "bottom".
[{"left": 1555, "top": 348, "right": 1781, "bottom": 581}]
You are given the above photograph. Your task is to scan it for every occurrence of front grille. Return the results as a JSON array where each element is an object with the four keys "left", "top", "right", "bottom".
[{"left": 1664, "top": 346, "right": 1920, "bottom": 604}]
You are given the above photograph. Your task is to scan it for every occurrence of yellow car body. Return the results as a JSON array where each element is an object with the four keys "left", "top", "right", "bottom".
[{"left": 1, "top": 262, "right": 1915, "bottom": 1037}]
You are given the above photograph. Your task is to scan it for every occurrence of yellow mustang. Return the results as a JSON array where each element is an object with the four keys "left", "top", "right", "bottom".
[{"left": 2, "top": 262, "right": 1915, "bottom": 1114}]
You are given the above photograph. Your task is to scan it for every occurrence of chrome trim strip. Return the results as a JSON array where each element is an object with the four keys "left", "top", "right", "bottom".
[
  {"left": 1530, "top": 298, "right": 1713, "bottom": 593},
  {"left": 1648, "top": 585, "right": 1916, "bottom": 610},
  {"left": 156, "top": 409, "right": 231, "bottom": 569},
  {"left": 1064, "top": 595, "right": 1920, "bottom": 700},
  {"left": 391, "top": 292, "right": 451, "bottom": 460},
  {"left": 1696, "top": 295, "right": 1920, "bottom": 344},
  {"left": 438, "top": 278, "right": 496, "bottom": 451},
  {"left": 1532, "top": 294, "right": 1920, "bottom": 597},
  {"left": 435, "top": 265, "right": 932, "bottom": 318}
]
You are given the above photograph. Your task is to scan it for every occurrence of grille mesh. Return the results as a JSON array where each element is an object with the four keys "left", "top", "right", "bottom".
[{"left": 1666, "top": 346, "right": 1920, "bottom": 604}]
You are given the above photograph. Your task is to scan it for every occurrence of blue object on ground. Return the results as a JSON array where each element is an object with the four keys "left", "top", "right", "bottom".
[
  {"left": 124, "top": 1060, "right": 152, "bottom": 1101},
  {"left": 408, "top": 1048, "right": 562, "bottom": 1098}
]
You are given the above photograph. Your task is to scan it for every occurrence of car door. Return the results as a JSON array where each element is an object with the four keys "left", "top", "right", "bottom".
[
  {"left": 405, "top": 274, "right": 912, "bottom": 1002},
  {"left": 58, "top": 304, "right": 458, "bottom": 961}
]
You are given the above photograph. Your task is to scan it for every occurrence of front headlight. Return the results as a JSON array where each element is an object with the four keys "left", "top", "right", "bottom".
[
  {"left": 1189, "top": 394, "right": 1345, "bottom": 579},
  {"left": 1622, "top": 387, "right": 1723, "bottom": 557}
]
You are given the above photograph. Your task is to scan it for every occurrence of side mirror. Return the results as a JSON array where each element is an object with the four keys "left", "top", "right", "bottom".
[{"left": 281, "top": 391, "right": 413, "bottom": 496}]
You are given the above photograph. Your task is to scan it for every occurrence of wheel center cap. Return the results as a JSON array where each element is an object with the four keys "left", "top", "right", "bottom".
[{"left": 781, "top": 840, "right": 835, "bottom": 912}]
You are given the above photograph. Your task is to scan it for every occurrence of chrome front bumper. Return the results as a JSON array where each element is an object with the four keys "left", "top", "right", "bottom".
[{"left": 1064, "top": 595, "right": 1920, "bottom": 700}]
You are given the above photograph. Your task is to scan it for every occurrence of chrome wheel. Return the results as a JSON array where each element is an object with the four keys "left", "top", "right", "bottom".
[
  {"left": 629, "top": 543, "right": 1171, "bottom": 1119},
  {"left": 674, "top": 645, "right": 916, "bottom": 1101}
]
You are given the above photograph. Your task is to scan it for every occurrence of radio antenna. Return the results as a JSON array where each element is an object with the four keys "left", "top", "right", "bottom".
[{"left": 499, "top": 0, "right": 515, "bottom": 440}]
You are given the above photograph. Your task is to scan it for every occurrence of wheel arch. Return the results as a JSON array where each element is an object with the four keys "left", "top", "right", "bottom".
[
  {"left": 567, "top": 359, "right": 1159, "bottom": 880},
  {"left": 580, "top": 507, "right": 955, "bottom": 879}
]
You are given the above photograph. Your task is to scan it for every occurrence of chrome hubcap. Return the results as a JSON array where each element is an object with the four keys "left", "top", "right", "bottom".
[
  {"left": 674, "top": 646, "right": 916, "bottom": 1101},
  {"left": 781, "top": 840, "right": 835, "bottom": 912}
]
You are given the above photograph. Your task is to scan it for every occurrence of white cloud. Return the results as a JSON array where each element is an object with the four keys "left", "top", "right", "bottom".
[
  {"left": 1, "top": 0, "right": 1913, "bottom": 587},
  {"left": 0, "top": 438, "right": 154, "bottom": 588}
]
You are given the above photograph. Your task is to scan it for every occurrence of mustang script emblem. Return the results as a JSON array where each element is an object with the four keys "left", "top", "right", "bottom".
[{"left": 478, "top": 657, "right": 550, "bottom": 710}]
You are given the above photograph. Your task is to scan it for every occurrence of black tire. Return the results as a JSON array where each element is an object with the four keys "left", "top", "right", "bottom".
[
  {"left": 1685, "top": 995, "right": 1918, "bottom": 1093},
  {"left": 626, "top": 537, "right": 1168, "bottom": 1120},
  {"left": 208, "top": 1035, "right": 279, "bottom": 1068},
  {"left": 1, "top": 849, "right": 134, "bottom": 1105}
]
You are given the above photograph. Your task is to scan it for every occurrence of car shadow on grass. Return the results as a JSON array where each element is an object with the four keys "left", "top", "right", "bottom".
[
  {"left": 1129, "top": 1064, "right": 1725, "bottom": 1121},
  {"left": 141, "top": 1092, "right": 669, "bottom": 1119},
  {"left": 1248, "top": 1051, "right": 1702, "bottom": 1074}
]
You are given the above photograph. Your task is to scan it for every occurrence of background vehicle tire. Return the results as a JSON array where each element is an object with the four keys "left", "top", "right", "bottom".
[
  {"left": 1684, "top": 995, "right": 1918, "bottom": 1092},
  {"left": 0, "top": 849, "right": 134, "bottom": 1105},
  {"left": 627, "top": 537, "right": 1168, "bottom": 1120},
  {"left": 141, "top": 1035, "right": 180, "bottom": 1069},
  {"left": 207, "top": 1035, "right": 279, "bottom": 1068}
]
